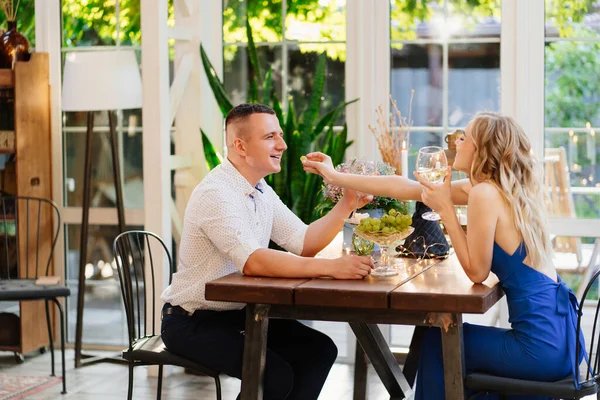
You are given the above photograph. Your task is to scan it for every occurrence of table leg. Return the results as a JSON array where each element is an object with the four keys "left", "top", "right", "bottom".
[
  {"left": 349, "top": 322, "right": 413, "bottom": 400},
  {"left": 403, "top": 325, "right": 428, "bottom": 387},
  {"left": 440, "top": 313, "right": 465, "bottom": 400},
  {"left": 241, "top": 304, "right": 270, "bottom": 400},
  {"left": 353, "top": 341, "right": 368, "bottom": 400}
]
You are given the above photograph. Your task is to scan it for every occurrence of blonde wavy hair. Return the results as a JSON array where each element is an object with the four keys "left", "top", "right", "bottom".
[{"left": 469, "top": 112, "right": 553, "bottom": 270}]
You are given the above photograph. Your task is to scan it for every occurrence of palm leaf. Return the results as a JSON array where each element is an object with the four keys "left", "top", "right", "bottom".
[
  {"left": 262, "top": 69, "right": 274, "bottom": 104},
  {"left": 313, "top": 98, "right": 358, "bottom": 140},
  {"left": 201, "top": 129, "right": 223, "bottom": 170},
  {"left": 200, "top": 44, "right": 233, "bottom": 116},
  {"left": 246, "top": 17, "right": 262, "bottom": 88},
  {"left": 301, "top": 52, "right": 327, "bottom": 137}
]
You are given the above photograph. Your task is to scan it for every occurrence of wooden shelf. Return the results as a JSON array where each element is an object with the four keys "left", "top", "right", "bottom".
[
  {"left": 0, "top": 69, "right": 14, "bottom": 88},
  {"left": 0, "top": 53, "right": 53, "bottom": 355},
  {"left": 0, "top": 345, "right": 20, "bottom": 352}
]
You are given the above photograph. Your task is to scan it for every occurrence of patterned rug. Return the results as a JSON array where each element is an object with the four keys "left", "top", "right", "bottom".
[{"left": 0, "top": 374, "right": 61, "bottom": 400}]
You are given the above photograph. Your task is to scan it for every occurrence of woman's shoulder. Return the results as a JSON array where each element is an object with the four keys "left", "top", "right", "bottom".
[{"left": 469, "top": 181, "right": 503, "bottom": 203}]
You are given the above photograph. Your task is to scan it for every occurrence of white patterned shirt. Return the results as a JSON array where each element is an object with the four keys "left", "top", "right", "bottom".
[{"left": 161, "top": 158, "right": 308, "bottom": 312}]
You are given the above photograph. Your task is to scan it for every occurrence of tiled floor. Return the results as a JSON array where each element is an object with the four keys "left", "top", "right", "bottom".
[
  {"left": 0, "top": 349, "right": 390, "bottom": 399},
  {"left": 1, "top": 338, "right": 599, "bottom": 399}
]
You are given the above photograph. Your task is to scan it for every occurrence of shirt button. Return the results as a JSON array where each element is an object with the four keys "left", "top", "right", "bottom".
[{"left": 236, "top": 231, "right": 241, "bottom": 235}]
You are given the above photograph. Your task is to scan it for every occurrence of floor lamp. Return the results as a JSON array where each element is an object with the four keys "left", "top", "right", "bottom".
[{"left": 61, "top": 50, "right": 142, "bottom": 368}]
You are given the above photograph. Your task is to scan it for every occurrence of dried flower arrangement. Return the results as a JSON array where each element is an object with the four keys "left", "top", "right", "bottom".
[
  {"left": 0, "top": 0, "right": 21, "bottom": 22},
  {"left": 369, "top": 91, "right": 414, "bottom": 176}
]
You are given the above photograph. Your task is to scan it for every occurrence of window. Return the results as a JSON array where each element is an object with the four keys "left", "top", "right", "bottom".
[
  {"left": 544, "top": 0, "right": 600, "bottom": 295},
  {"left": 389, "top": 0, "right": 501, "bottom": 349},
  {"left": 544, "top": 0, "right": 600, "bottom": 222},
  {"left": 390, "top": 0, "right": 501, "bottom": 177},
  {"left": 223, "top": 0, "right": 346, "bottom": 118},
  {"left": 61, "top": 0, "right": 144, "bottom": 346}
]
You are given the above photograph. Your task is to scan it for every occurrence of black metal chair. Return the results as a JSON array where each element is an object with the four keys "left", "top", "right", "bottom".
[
  {"left": 113, "top": 230, "right": 222, "bottom": 400},
  {"left": 0, "top": 196, "right": 67, "bottom": 394},
  {"left": 466, "top": 268, "right": 600, "bottom": 399}
]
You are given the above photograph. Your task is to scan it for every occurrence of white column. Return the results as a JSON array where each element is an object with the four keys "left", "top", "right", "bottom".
[
  {"left": 346, "top": 0, "right": 390, "bottom": 161},
  {"left": 35, "top": 0, "right": 65, "bottom": 332},
  {"left": 199, "top": 0, "right": 224, "bottom": 154},
  {"left": 141, "top": 0, "right": 171, "bottom": 330},
  {"left": 501, "top": 0, "right": 545, "bottom": 159},
  {"left": 173, "top": 0, "right": 223, "bottom": 228}
]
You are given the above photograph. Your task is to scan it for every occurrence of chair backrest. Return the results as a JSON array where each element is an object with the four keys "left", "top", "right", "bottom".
[
  {"left": 113, "top": 230, "right": 173, "bottom": 349},
  {"left": 544, "top": 148, "right": 582, "bottom": 264},
  {"left": 576, "top": 260, "right": 600, "bottom": 386},
  {"left": 0, "top": 196, "right": 60, "bottom": 280}
]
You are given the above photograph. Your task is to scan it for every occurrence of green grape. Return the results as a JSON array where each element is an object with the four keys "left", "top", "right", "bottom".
[
  {"left": 389, "top": 209, "right": 397, "bottom": 216},
  {"left": 382, "top": 227, "right": 391, "bottom": 234}
]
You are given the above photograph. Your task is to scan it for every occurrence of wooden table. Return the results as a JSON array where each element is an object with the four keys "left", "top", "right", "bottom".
[{"left": 205, "top": 255, "right": 503, "bottom": 400}]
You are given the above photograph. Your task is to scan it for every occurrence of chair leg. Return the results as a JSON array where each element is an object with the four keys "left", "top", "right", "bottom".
[
  {"left": 52, "top": 298, "right": 67, "bottom": 394},
  {"left": 44, "top": 299, "right": 55, "bottom": 377},
  {"left": 214, "top": 375, "right": 222, "bottom": 400},
  {"left": 127, "top": 363, "right": 134, "bottom": 400},
  {"left": 156, "top": 365, "right": 163, "bottom": 400}
]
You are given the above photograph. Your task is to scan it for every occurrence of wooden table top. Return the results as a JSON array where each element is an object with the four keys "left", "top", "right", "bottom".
[{"left": 205, "top": 254, "right": 503, "bottom": 314}]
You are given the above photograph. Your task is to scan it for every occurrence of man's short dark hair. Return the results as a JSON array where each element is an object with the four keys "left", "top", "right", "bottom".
[{"left": 225, "top": 103, "right": 276, "bottom": 130}]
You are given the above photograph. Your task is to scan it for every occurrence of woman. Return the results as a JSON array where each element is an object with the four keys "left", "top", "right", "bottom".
[{"left": 302, "top": 112, "right": 585, "bottom": 399}]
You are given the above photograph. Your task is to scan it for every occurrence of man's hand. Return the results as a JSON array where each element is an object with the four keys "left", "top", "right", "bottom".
[
  {"left": 326, "top": 255, "right": 374, "bottom": 279},
  {"left": 302, "top": 152, "right": 338, "bottom": 184}
]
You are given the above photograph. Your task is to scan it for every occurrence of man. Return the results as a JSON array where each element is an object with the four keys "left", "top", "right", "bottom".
[{"left": 161, "top": 103, "right": 374, "bottom": 399}]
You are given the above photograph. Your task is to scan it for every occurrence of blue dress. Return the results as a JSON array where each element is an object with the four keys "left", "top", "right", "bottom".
[{"left": 415, "top": 242, "right": 586, "bottom": 400}]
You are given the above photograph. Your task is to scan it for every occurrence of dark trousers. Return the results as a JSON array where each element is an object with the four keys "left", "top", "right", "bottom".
[{"left": 161, "top": 305, "right": 338, "bottom": 400}]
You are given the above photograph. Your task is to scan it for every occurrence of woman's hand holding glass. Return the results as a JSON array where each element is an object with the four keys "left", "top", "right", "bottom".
[
  {"left": 414, "top": 165, "right": 454, "bottom": 220},
  {"left": 415, "top": 146, "right": 449, "bottom": 221}
]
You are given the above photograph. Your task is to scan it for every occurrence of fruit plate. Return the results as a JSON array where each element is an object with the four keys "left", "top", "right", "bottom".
[{"left": 353, "top": 227, "right": 415, "bottom": 246}]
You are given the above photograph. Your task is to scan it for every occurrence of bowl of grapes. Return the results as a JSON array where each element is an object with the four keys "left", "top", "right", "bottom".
[{"left": 353, "top": 209, "right": 414, "bottom": 277}]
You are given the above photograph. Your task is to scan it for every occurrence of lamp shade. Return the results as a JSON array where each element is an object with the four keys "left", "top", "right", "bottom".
[{"left": 61, "top": 50, "right": 142, "bottom": 112}]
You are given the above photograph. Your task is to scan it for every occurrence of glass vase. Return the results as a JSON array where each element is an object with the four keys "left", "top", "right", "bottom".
[{"left": 0, "top": 21, "right": 30, "bottom": 69}]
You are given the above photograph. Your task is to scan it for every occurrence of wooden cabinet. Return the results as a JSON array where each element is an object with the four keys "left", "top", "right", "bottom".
[{"left": 0, "top": 53, "right": 54, "bottom": 355}]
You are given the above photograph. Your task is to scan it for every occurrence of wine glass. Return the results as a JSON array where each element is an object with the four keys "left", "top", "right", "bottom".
[
  {"left": 416, "top": 146, "right": 448, "bottom": 221},
  {"left": 347, "top": 159, "right": 378, "bottom": 220}
]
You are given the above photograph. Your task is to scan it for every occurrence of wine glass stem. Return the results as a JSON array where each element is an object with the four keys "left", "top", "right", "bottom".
[
  {"left": 380, "top": 244, "right": 389, "bottom": 267},
  {"left": 351, "top": 194, "right": 359, "bottom": 218}
]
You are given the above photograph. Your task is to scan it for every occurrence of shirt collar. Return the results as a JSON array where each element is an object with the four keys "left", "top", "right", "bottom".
[{"left": 222, "top": 158, "right": 265, "bottom": 197}]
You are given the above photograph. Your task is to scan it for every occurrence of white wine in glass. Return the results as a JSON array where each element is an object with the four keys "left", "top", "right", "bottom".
[{"left": 416, "top": 146, "right": 448, "bottom": 221}]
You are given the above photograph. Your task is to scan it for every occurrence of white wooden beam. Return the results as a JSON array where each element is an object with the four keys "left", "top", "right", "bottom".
[
  {"left": 141, "top": 0, "right": 171, "bottom": 341},
  {"left": 168, "top": 26, "right": 193, "bottom": 41},
  {"left": 176, "top": 0, "right": 193, "bottom": 18},
  {"left": 199, "top": 0, "right": 224, "bottom": 154},
  {"left": 169, "top": 53, "right": 194, "bottom": 126},
  {"left": 170, "top": 200, "right": 182, "bottom": 242},
  {"left": 170, "top": 154, "right": 194, "bottom": 170}
]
